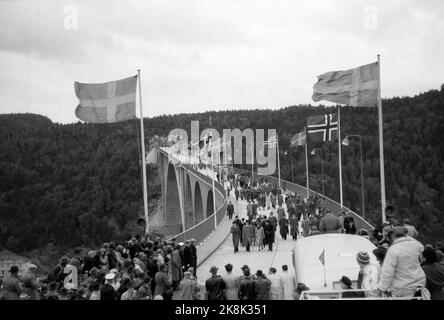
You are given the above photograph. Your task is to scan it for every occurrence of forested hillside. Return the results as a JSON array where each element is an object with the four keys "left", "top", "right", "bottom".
[
  {"left": 0, "top": 115, "right": 161, "bottom": 253},
  {"left": 0, "top": 88, "right": 443, "bottom": 254}
]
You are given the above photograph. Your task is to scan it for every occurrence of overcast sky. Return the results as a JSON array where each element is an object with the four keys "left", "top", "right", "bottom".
[{"left": 0, "top": 0, "right": 443, "bottom": 123}]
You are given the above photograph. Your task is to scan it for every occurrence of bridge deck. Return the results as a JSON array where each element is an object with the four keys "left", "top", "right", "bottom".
[{"left": 196, "top": 194, "right": 298, "bottom": 287}]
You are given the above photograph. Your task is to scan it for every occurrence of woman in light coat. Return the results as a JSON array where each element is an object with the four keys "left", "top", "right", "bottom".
[{"left": 255, "top": 223, "right": 265, "bottom": 251}]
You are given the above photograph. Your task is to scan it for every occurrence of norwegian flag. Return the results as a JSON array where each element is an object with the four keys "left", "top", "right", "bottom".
[{"left": 307, "top": 113, "right": 338, "bottom": 142}]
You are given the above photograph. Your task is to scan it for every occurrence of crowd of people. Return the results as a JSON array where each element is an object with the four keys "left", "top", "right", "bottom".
[
  {"left": 1, "top": 171, "right": 444, "bottom": 300},
  {"left": 222, "top": 173, "right": 444, "bottom": 300},
  {"left": 0, "top": 236, "right": 200, "bottom": 300},
  {"left": 204, "top": 264, "right": 301, "bottom": 300}
]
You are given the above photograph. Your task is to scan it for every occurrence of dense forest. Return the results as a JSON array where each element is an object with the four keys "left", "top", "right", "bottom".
[{"left": 0, "top": 88, "right": 443, "bottom": 256}]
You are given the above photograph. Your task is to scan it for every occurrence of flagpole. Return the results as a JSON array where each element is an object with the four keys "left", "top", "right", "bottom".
[
  {"left": 211, "top": 141, "right": 217, "bottom": 230},
  {"left": 138, "top": 69, "right": 149, "bottom": 235},
  {"left": 277, "top": 135, "right": 281, "bottom": 188},
  {"left": 323, "top": 249, "right": 327, "bottom": 287},
  {"left": 291, "top": 150, "right": 294, "bottom": 183},
  {"left": 305, "top": 142, "right": 309, "bottom": 199},
  {"left": 251, "top": 143, "right": 254, "bottom": 179},
  {"left": 377, "top": 54, "right": 387, "bottom": 223},
  {"left": 338, "top": 107, "right": 343, "bottom": 207}
]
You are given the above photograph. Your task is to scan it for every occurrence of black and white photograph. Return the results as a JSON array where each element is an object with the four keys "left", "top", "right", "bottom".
[{"left": 0, "top": 0, "right": 443, "bottom": 313}]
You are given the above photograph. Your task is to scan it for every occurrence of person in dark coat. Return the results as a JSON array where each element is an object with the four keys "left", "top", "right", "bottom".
[
  {"left": 269, "top": 212, "right": 278, "bottom": 232},
  {"left": 205, "top": 266, "right": 226, "bottom": 300},
  {"left": 1, "top": 266, "right": 22, "bottom": 300},
  {"left": 238, "top": 269, "right": 255, "bottom": 300},
  {"left": 100, "top": 273, "right": 117, "bottom": 300},
  {"left": 289, "top": 213, "right": 299, "bottom": 240},
  {"left": 264, "top": 220, "right": 275, "bottom": 251},
  {"left": 227, "top": 201, "right": 235, "bottom": 220},
  {"left": 231, "top": 222, "right": 241, "bottom": 253},
  {"left": 190, "top": 239, "right": 198, "bottom": 276},
  {"left": 279, "top": 215, "right": 289, "bottom": 240},
  {"left": 344, "top": 215, "right": 357, "bottom": 234},
  {"left": 182, "top": 241, "right": 194, "bottom": 272},
  {"left": 254, "top": 270, "right": 271, "bottom": 300},
  {"left": 422, "top": 246, "right": 444, "bottom": 300},
  {"left": 319, "top": 211, "right": 343, "bottom": 233}
]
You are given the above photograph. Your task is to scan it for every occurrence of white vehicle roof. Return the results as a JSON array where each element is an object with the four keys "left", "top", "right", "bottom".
[{"left": 293, "top": 233, "right": 378, "bottom": 291}]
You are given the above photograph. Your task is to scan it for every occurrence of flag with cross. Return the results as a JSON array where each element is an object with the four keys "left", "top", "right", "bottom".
[
  {"left": 74, "top": 75, "right": 138, "bottom": 123},
  {"left": 307, "top": 113, "right": 338, "bottom": 142},
  {"left": 312, "top": 62, "right": 378, "bottom": 108},
  {"left": 289, "top": 129, "right": 306, "bottom": 148}
]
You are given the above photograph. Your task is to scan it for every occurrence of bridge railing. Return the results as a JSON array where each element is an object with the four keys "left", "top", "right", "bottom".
[
  {"left": 254, "top": 174, "right": 374, "bottom": 233},
  {"left": 165, "top": 163, "right": 228, "bottom": 244}
]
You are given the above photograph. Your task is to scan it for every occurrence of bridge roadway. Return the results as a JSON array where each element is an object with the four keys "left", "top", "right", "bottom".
[{"left": 195, "top": 194, "right": 298, "bottom": 286}]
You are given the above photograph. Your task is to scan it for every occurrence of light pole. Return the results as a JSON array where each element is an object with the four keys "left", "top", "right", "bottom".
[
  {"left": 310, "top": 148, "right": 325, "bottom": 196},
  {"left": 342, "top": 135, "right": 365, "bottom": 219}
]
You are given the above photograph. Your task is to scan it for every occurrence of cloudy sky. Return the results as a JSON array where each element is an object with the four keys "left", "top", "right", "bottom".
[{"left": 0, "top": 0, "right": 443, "bottom": 123}]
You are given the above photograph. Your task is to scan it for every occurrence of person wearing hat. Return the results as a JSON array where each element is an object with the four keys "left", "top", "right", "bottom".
[
  {"left": 356, "top": 251, "right": 380, "bottom": 297},
  {"left": 100, "top": 272, "right": 117, "bottom": 300},
  {"left": 402, "top": 218, "right": 419, "bottom": 239},
  {"left": 238, "top": 267, "right": 255, "bottom": 300},
  {"left": 205, "top": 266, "right": 226, "bottom": 300},
  {"left": 373, "top": 247, "right": 387, "bottom": 267},
  {"left": 377, "top": 226, "right": 426, "bottom": 297},
  {"left": 177, "top": 271, "right": 200, "bottom": 300},
  {"left": 253, "top": 270, "right": 270, "bottom": 300},
  {"left": 1, "top": 266, "right": 22, "bottom": 300},
  {"left": 239, "top": 265, "right": 250, "bottom": 278},
  {"left": 293, "top": 283, "right": 309, "bottom": 300},
  {"left": 338, "top": 276, "right": 362, "bottom": 298}
]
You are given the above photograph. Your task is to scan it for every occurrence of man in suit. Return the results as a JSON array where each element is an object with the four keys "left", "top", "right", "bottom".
[
  {"left": 227, "top": 201, "right": 235, "bottom": 220},
  {"left": 182, "top": 240, "right": 194, "bottom": 273},
  {"left": 190, "top": 239, "right": 198, "bottom": 276}
]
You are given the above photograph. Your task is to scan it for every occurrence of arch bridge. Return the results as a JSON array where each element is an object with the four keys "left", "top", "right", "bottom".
[{"left": 150, "top": 146, "right": 373, "bottom": 247}]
